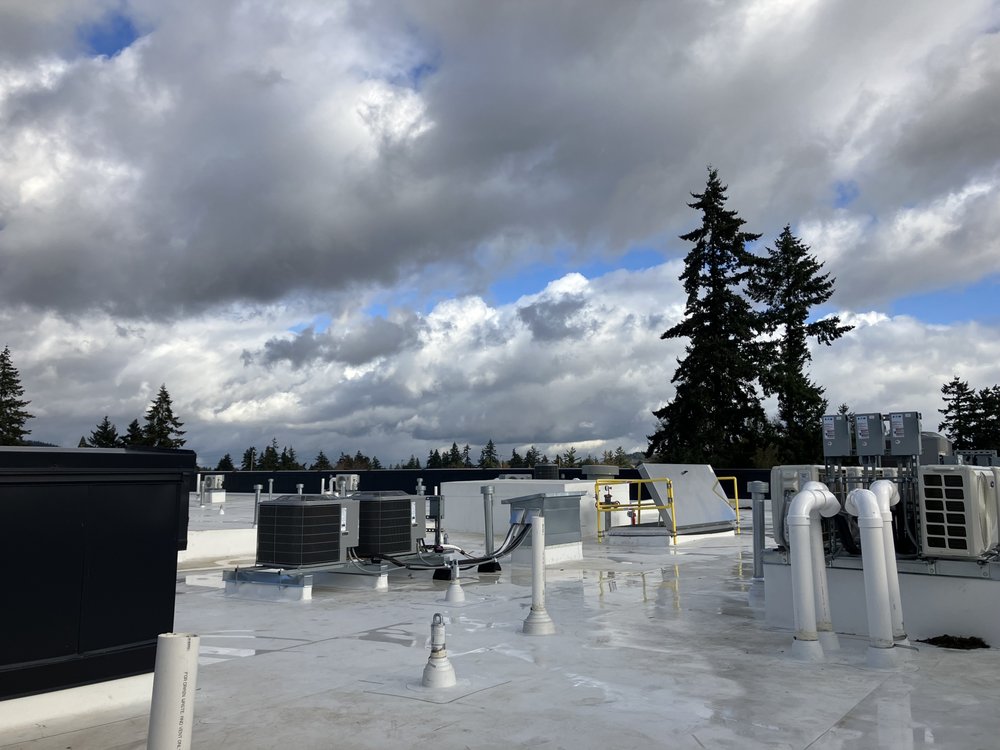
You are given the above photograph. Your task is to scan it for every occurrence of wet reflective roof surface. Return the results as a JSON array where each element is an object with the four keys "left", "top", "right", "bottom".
[{"left": 6, "top": 501, "right": 1000, "bottom": 750}]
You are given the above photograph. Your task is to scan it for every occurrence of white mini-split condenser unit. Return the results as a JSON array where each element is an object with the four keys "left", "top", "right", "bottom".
[{"left": 918, "top": 465, "right": 999, "bottom": 559}]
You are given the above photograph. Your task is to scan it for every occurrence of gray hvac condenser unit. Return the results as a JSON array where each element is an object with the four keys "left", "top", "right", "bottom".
[
  {"left": 353, "top": 491, "right": 426, "bottom": 557},
  {"left": 256, "top": 495, "right": 359, "bottom": 568}
]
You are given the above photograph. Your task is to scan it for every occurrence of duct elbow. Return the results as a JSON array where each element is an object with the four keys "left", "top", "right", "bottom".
[
  {"left": 845, "top": 488, "right": 882, "bottom": 523},
  {"left": 787, "top": 485, "right": 840, "bottom": 524},
  {"left": 869, "top": 479, "right": 900, "bottom": 515}
]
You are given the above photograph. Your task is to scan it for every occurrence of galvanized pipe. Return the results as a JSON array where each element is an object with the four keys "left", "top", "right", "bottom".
[
  {"left": 748, "top": 481, "right": 768, "bottom": 581},
  {"left": 481, "top": 485, "right": 496, "bottom": 556},
  {"left": 252, "top": 484, "right": 262, "bottom": 526}
]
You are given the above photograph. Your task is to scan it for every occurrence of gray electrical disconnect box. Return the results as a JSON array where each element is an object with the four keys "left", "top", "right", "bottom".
[
  {"left": 855, "top": 412, "right": 885, "bottom": 456},
  {"left": 888, "top": 412, "right": 922, "bottom": 456},
  {"left": 821, "top": 414, "right": 852, "bottom": 457}
]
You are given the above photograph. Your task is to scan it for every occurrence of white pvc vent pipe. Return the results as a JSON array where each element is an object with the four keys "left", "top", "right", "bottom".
[
  {"left": 147, "top": 633, "right": 199, "bottom": 750},
  {"left": 869, "top": 479, "right": 908, "bottom": 645},
  {"left": 787, "top": 482, "right": 840, "bottom": 661},
  {"left": 845, "top": 488, "right": 898, "bottom": 668}
]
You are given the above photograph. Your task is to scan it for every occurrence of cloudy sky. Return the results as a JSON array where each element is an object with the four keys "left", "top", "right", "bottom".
[{"left": 1, "top": 0, "right": 999, "bottom": 467}]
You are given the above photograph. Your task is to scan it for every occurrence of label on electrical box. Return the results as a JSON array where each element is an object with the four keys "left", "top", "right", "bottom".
[
  {"left": 891, "top": 413, "right": 904, "bottom": 437},
  {"left": 823, "top": 415, "right": 837, "bottom": 440},
  {"left": 857, "top": 415, "right": 870, "bottom": 441}
]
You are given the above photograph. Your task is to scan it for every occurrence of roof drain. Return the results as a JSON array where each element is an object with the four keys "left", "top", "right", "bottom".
[
  {"left": 846, "top": 488, "right": 899, "bottom": 668},
  {"left": 787, "top": 482, "right": 841, "bottom": 661},
  {"left": 868, "top": 479, "right": 909, "bottom": 648}
]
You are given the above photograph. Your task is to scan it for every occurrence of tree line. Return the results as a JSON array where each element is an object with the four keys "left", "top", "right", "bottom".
[
  {"left": 647, "top": 168, "right": 853, "bottom": 467},
  {"left": 78, "top": 385, "right": 187, "bottom": 449},
  {"left": 938, "top": 376, "right": 1000, "bottom": 452},
  {"left": 214, "top": 440, "right": 636, "bottom": 472}
]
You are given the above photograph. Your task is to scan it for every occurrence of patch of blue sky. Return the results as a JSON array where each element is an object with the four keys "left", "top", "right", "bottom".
[
  {"left": 79, "top": 10, "right": 139, "bottom": 58},
  {"left": 488, "top": 246, "right": 667, "bottom": 305},
  {"left": 363, "top": 302, "right": 390, "bottom": 319},
  {"left": 888, "top": 274, "right": 1000, "bottom": 325},
  {"left": 288, "top": 313, "right": 332, "bottom": 334},
  {"left": 833, "top": 180, "right": 861, "bottom": 208}
]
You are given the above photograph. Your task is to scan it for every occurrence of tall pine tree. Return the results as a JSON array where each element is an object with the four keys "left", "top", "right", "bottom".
[
  {"left": 0, "top": 346, "right": 33, "bottom": 445},
  {"left": 647, "top": 168, "right": 767, "bottom": 466},
  {"left": 142, "top": 384, "right": 186, "bottom": 448},
  {"left": 748, "top": 225, "right": 852, "bottom": 463},
  {"left": 479, "top": 439, "right": 500, "bottom": 468},
  {"left": 88, "top": 415, "right": 122, "bottom": 448},
  {"left": 938, "top": 377, "right": 978, "bottom": 451}
]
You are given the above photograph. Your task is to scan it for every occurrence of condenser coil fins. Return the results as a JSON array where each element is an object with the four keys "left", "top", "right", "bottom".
[
  {"left": 256, "top": 496, "right": 343, "bottom": 568},
  {"left": 355, "top": 491, "right": 421, "bottom": 557}
]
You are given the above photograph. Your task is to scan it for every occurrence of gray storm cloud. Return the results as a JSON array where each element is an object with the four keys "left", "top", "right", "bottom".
[
  {"left": 2, "top": 1, "right": 1000, "bottom": 465},
  {"left": 0, "top": 1, "right": 998, "bottom": 318}
]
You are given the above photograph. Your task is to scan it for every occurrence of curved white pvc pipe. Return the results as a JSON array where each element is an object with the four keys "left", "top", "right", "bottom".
[
  {"left": 869, "top": 479, "right": 907, "bottom": 644},
  {"left": 845, "top": 489, "right": 896, "bottom": 667},
  {"left": 801, "top": 482, "right": 840, "bottom": 650},
  {"left": 787, "top": 483, "right": 840, "bottom": 661}
]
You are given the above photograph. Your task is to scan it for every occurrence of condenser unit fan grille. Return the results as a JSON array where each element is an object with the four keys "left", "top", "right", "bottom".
[
  {"left": 922, "top": 473, "right": 969, "bottom": 552},
  {"left": 356, "top": 498, "right": 413, "bottom": 557},
  {"left": 256, "top": 502, "right": 342, "bottom": 567}
]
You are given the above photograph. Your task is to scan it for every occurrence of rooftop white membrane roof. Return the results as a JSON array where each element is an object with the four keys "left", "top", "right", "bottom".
[{"left": 5, "top": 495, "right": 1000, "bottom": 749}]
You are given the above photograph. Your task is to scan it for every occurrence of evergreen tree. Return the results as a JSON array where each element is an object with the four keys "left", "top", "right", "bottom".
[
  {"left": 370, "top": 456, "right": 383, "bottom": 470},
  {"left": 87, "top": 415, "right": 122, "bottom": 448},
  {"left": 524, "top": 446, "right": 540, "bottom": 467},
  {"left": 352, "top": 450, "right": 371, "bottom": 470},
  {"left": 279, "top": 446, "right": 305, "bottom": 471},
  {"left": 479, "top": 439, "right": 500, "bottom": 468},
  {"left": 404, "top": 454, "right": 421, "bottom": 469},
  {"left": 142, "top": 384, "right": 186, "bottom": 448},
  {"left": 78, "top": 436, "right": 89, "bottom": 447},
  {"left": 509, "top": 448, "right": 524, "bottom": 468},
  {"left": 647, "top": 168, "right": 767, "bottom": 466},
  {"left": 311, "top": 450, "right": 333, "bottom": 471},
  {"left": 938, "top": 377, "right": 978, "bottom": 451},
  {"left": 240, "top": 446, "right": 258, "bottom": 471},
  {"left": 462, "top": 444, "right": 473, "bottom": 468},
  {"left": 123, "top": 419, "right": 145, "bottom": 446},
  {"left": 259, "top": 438, "right": 281, "bottom": 471},
  {"left": 561, "top": 446, "right": 578, "bottom": 467},
  {"left": 0, "top": 346, "right": 33, "bottom": 445},
  {"left": 974, "top": 385, "right": 1000, "bottom": 451},
  {"left": 215, "top": 453, "right": 235, "bottom": 471},
  {"left": 427, "top": 449, "right": 443, "bottom": 469},
  {"left": 748, "top": 225, "right": 852, "bottom": 463},
  {"left": 612, "top": 446, "right": 631, "bottom": 467},
  {"left": 446, "top": 442, "right": 463, "bottom": 468}
]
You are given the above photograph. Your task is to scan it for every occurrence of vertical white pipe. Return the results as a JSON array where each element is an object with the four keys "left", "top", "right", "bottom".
[
  {"left": 788, "top": 516, "right": 820, "bottom": 660},
  {"left": 786, "top": 484, "right": 840, "bottom": 662},
  {"left": 147, "top": 633, "right": 199, "bottom": 750},
  {"left": 870, "top": 480, "right": 907, "bottom": 643},
  {"left": 846, "top": 489, "right": 897, "bottom": 667},
  {"left": 809, "top": 517, "right": 839, "bottom": 650},
  {"left": 523, "top": 513, "right": 556, "bottom": 635}
]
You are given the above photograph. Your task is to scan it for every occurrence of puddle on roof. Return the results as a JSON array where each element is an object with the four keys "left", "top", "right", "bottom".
[{"left": 184, "top": 571, "right": 226, "bottom": 589}]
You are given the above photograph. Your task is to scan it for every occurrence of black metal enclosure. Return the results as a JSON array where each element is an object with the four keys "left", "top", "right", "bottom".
[{"left": 0, "top": 447, "right": 196, "bottom": 701}]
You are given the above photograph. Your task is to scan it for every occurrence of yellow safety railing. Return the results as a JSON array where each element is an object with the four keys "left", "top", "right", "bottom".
[
  {"left": 594, "top": 478, "right": 676, "bottom": 545},
  {"left": 716, "top": 475, "right": 741, "bottom": 535}
]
